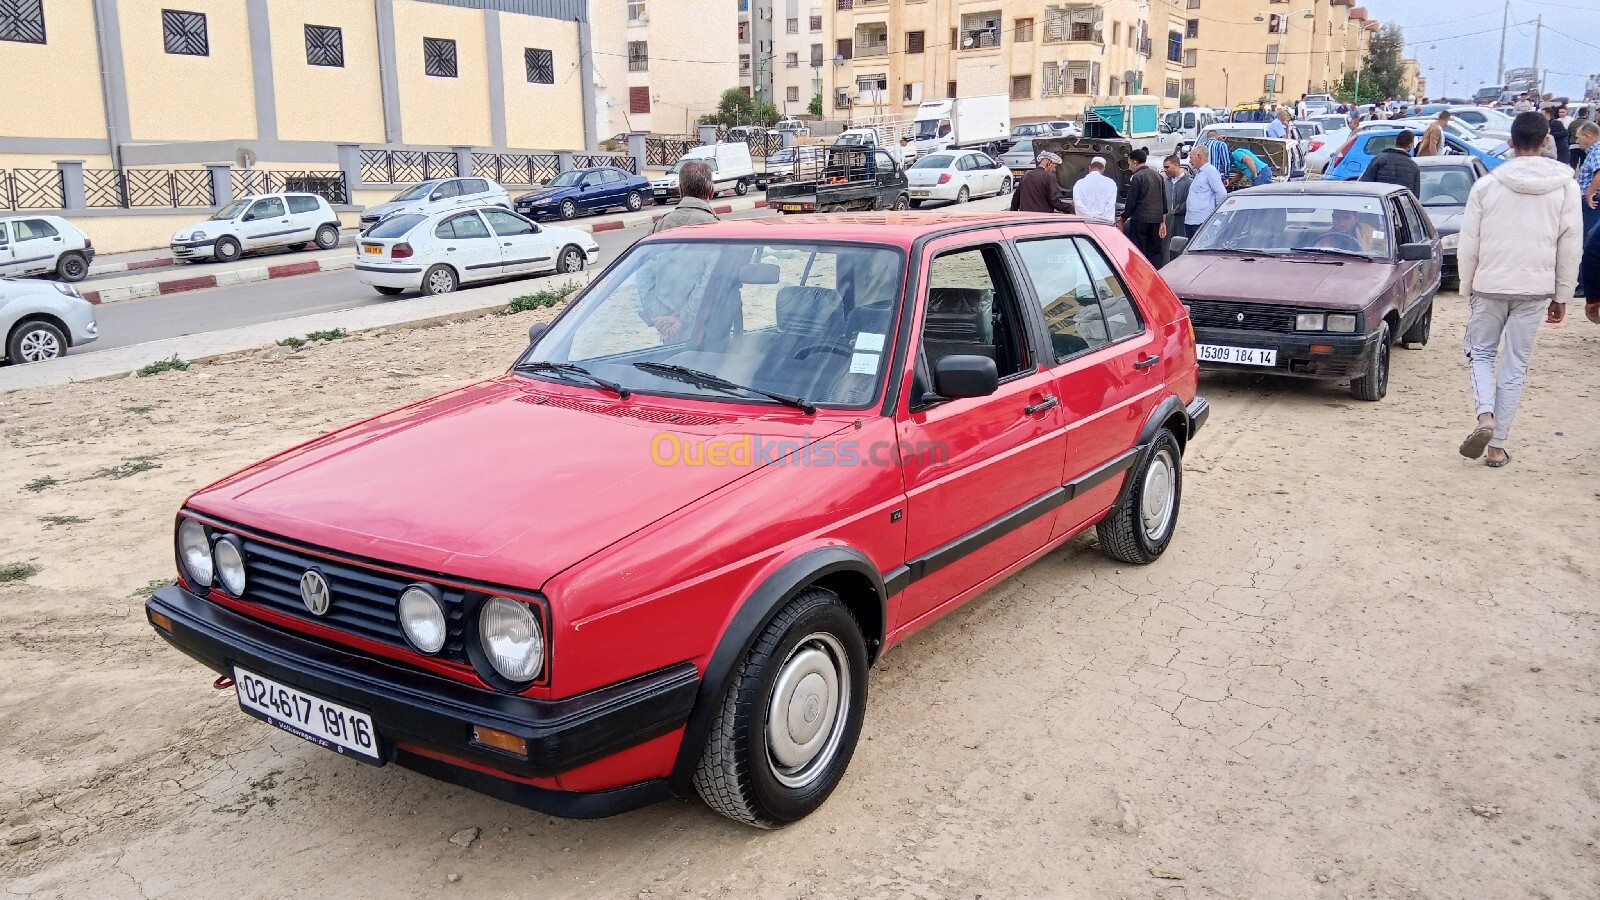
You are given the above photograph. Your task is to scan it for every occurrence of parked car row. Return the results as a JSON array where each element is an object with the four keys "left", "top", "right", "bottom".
[{"left": 354, "top": 206, "right": 597, "bottom": 297}]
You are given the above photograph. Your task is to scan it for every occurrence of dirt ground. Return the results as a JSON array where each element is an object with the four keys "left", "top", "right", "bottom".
[{"left": 2, "top": 291, "right": 1597, "bottom": 899}]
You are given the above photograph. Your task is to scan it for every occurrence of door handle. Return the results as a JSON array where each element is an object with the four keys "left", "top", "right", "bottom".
[
  {"left": 504, "top": 241, "right": 513, "bottom": 247},
  {"left": 446, "top": 247, "right": 456, "bottom": 252},
  {"left": 1024, "top": 396, "right": 1059, "bottom": 415},
  {"left": 1133, "top": 354, "right": 1162, "bottom": 370}
]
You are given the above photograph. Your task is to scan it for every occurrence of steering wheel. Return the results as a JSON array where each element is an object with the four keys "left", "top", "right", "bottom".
[
  {"left": 1313, "top": 232, "right": 1363, "bottom": 252},
  {"left": 794, "top": 342, "right": 852, "bottom": 361}
]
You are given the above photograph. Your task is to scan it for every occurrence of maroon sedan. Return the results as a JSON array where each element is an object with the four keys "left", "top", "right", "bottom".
[{"left": 1163, "top": 181, "right": 1440, "bottom": 401}]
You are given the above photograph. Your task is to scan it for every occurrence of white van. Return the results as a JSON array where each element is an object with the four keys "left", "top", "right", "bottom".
[
  {"left": 1161, "top": 106, "right": 1220, "bottom": 155},
  {"left": 649, "top": 143, "right": 756, "bottom": 201}
]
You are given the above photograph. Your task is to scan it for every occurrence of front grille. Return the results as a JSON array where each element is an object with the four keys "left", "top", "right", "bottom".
[
  {"left": 239, "top": 537, "right": 469, "bottom": 661},
  {"left": 1186, "top": 299, "right": 1302, "bottom": 334}
]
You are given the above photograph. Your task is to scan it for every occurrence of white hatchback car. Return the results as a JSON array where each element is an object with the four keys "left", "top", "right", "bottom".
[
  {"left": 359, "top": 177, "right": 512, "bottom": 230},
  {"left": 171, "top": 193, "right": 341, "bottom": 263},
  {"left": 905, "top": 150, "right": 1013, "bottom": 207},
  {"left": 354, "top": 206, "right": 598, "bottom": 296},
  {"left": 1, "top": 214, "right": 95, "bottom": 282},
  {"left": 2, "top": 278, "right": 98, "bottom": 364}
]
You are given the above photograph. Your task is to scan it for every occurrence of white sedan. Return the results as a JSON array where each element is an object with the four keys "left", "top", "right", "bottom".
[
  {"left": 905, "top": 150, "right": 1013, "bottom": 207},
  {"left": 354, "top": 206, "right": 598, "bottom": 296}
]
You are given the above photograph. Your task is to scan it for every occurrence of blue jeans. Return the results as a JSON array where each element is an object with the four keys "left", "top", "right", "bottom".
[{"left": 1580, "top": 203, "right": 1600, "bottom": 295}]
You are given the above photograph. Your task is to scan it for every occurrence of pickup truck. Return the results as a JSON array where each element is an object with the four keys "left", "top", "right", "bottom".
[
  {"left": 1087, "top": 98, "right": 1182, "bottom": 160},
  {"left": 766, "top": 146, "right": 909, "bottom": 213},
  {"left": 755, "top": 145, "right": 827, "bottom": 191}
]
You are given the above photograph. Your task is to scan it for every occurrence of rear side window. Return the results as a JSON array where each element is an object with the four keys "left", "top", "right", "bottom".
[
  {"left": 1076, "top": 240, "right": 1143, "bottom": 343},
  {"left": 463, "top": 179, "right": 490, "bottom": 194},
  {"left": 603, "top": 169, "right": 624, "bottom": 183},
  {"left": 286, "top": 195, "right": 321, "bottom": 214},
  {"left": 366, "top": 214, "right": 423, "bottom": 238},
  {"left": 1014, "top": 237, "right": 1109, "bottom": 361},
  {"left": 432, "top": 181, "right": 461, "bottom": 200},
  {"left": 435, "top": 213, "right": 490, "bottom": 240},
  {"left": 13, "top": 219, "right": 58, "bottom": 240}
]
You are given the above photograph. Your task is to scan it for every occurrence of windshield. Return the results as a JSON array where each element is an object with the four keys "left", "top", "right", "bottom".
[
  {"left": 669, "top": 158, "right": 715, "bottom": 174},
  {"left": 912, "top": 154, "right": 956, "bottom": 169},
  {"left": 1219, "top": 127, "right": 1269, "bottom": 138},
  {"left": 210, "top": 199, "right": 250, "bottom": 220},
  {"left": 1190, "top": 195, "right": 1392, "bottom": 258},
  {"left": 836, "top": 132, "right": 868, "bottom": 146},
  {"left": 548, "top": 171, "right": 583, "bottom": 187},
  {"left": 366, "top": 214, "right": 425, "bottom": 238},
  {"left": 913, "top": 119, "right": 943, "bottom": 140},
  {"left": 523, "top": 240, "right": 905, "bottom": 409},
  {"left": 1419, "top": 167, "right": 1474, "bottom": 207},
  {"left": 391, "top": 182, "right": 436, "bottom": 202}
]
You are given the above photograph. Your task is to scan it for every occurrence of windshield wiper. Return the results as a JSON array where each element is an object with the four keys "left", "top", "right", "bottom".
[
  {"left": 513, "top": 361, "right": 630, "bottom": 398},
  {"left": 633, "top": 362, "right": 816, "bottom": 414},
  {"left": 1289, "top": 246, "right": 1372, "bottom": 260}
]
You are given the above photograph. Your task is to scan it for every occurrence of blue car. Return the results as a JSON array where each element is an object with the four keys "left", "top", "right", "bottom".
[
  {"left": 514, "top": 166, "right": 651, "bottom": 220},
  {"left": 1326, "top": 128, "right": 1504, "bottom": 182}
]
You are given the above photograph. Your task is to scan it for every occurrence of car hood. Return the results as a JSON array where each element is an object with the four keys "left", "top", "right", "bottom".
[
  {"left": 365, "top": 200, "right": 419, "bottom": 219},
  {"left": 187, "top": 378, "right": 853, "bottom": 590},
  {"left": 1423, "top": 206, "right": 1464, "bottom": 235},
  {"left": 649, "top": 174, "right": 679, "bottom": 187},
  {"left": 517, "top": 187, "right": 571, "bottom": 204},
  {"left": 1162, "top": 254, "right": 1394, "bottom": 308}
]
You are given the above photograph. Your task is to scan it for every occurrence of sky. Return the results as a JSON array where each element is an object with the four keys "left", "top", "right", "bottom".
[{"left": 1362, "top": 0, "right": 1597, "bottom": 100}]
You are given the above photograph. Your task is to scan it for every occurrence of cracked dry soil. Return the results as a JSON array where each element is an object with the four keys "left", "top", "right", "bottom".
[{"left": 1, "top": 291, "right": 1597, "bottom": 899}]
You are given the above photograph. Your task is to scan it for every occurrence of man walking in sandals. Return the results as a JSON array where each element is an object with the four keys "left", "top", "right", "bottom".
[{"left": 1457, "top": 112, "right": 1585, "bottom": 467}]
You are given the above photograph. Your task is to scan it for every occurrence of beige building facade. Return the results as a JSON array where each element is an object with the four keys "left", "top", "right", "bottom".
[
  {"left": 592, "top": 0, "right": 739, "bottom": 137},
  {"left": 739, "top": 0, "right": 834, "bottom": 118},
  {"left": 1177, "top": 0, "right": 1376, "bottom": 109}
]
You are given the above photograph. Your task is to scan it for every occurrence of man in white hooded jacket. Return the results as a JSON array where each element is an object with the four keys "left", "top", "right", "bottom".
[{"left": 1457, "top": 112, "right": 1585, "bottom": 467}]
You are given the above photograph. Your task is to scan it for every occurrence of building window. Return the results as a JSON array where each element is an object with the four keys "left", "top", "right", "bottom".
[
  {"left": 1182, "top": 77, "right": 1196, "bottom": 97},
  {"left": 903, "top": 81, "right": 922, "bottom": 103},
  {"left": 0, "top": 0, "right": 46, "bottom": 45},
  {"left": 1266, "top": 13, "right": 1287, "bottom": 34},
  {"left": 946, "top": 80, "right": 956, "bottom": 98},
  {"left": 1187, "top": 0, "right": 1199, "bottom": 7},
  {"left": 1265, "top": 43, "right": 1279, "bottom": 64},
  {"left": 785, "top": 51, "right": 798, "bottom": 67},
  {"left": 810, "top": 14, "right": 821, "bottom": 31},
  {"left": 1109, "top": 75, "right": 1120, "bottom": 95},
  {"left": 836, "top": 0, "right": 851, "bottom": 8},
  {"left": 629, "top": 85, "right": 650, "bottom": 113},
  {"left": 304, "top": 24, "right": 343, "bottom": 67},
  {"left": 1264, "top": 73, "right": 1280, "bottom": 92},
  {"left": 787, "top": 85, "right": 799, "bottom": 102},
  {"left": 739, "top": 52, "right": 750, "bottom": 74},
  {"left": 1010, "top": 74, "right": 1030, "bottom": 100},
  {"left": 1186, "top": 19, "right": 1198, "bottom": 39},
  {"left": 738, "top": 21, "right": 748, "bottom": 42},
  {"left": 162, "top": 9, "right": 208, "bottom": 56},
  {"left": 1167, "top": 30, "right": 1182, "bottom": 63},
  {"left": 423, "top": 37, "right": 457, "bottom": 77},
  {"left": 811, "top": 43, "right": 823, "bottom": 67},
  {"left": 835, "top": 38, "right": 852, "bottom": 60},
  {"left": 1014, "top": 18, "right": 1033, "bottom": 42},
  {"left": 627, "top": 0, "right": 646, "bottom": 22},
  {"left": 959, "top": 11, "right": 1001, "bottom": 49},
  {"left": 525, "top": 48, "right": 554, "bottom": 83},
  {"left": 628, "top": 40, "right": 648, "bottom": 71},
  {"left": 835, "top": 87, "right": 850, "bottom": 109},
  {"left": 906, "top": 30, "right": 924, "bottom": 54},
  {"left": 1166, "top": 78, "right": 1180, "bottom": 99},
  {"left": 1183, "top": 48, "right": 1196, "bottom": 67},
  {"left": 1111, "top": 22, "right": 1120, "bottom": 45},
  {"left": 787, "top": 17, "right": 798, "bottom": 33}
]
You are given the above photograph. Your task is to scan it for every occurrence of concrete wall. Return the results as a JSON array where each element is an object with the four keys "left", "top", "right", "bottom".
[
  {"left": 500, "top": 14, "right": 585, "bottom": 151},
  {"left": 0, "top": 0, "right": 107, "bottom": 142},
  {"left": 269, "top": 0, "right": 387, "bottom": 144},
  {"left": 120, "top": 0, "right": 259, "bottom": 143},
  {"left": 392, "top": 0, "right": 494, "bottom": 148}
]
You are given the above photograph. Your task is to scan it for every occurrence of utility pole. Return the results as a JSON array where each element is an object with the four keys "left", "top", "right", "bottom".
[
  {"left": 1531, "top": 15, "right": 1542, "bottom": 93},
  {"left": 1495, "top": 0, "right": 1509, "bottom": 87}
]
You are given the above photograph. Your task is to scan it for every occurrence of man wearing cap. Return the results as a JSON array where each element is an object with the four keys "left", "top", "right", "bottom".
[
  {"left": 1073, "top": 156, "right": 1119, "bottom": 224},
  {"left": 1010, "top": 150, "right": 1073, "bottom": 214}
]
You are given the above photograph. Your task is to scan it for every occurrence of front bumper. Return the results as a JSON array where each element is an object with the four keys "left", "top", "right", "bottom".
[
  {"left": 1194, "top": 325, "right": 1381, "bottom": 380},
  {"left": 170, "top": 238, "right": 216, "bottom": 260},
  {"left": 1442, "top": 249, "right": 1458, "bottom": 281},
  {"left": 146, "top": 585, "right": 699, "bottom": 818}
]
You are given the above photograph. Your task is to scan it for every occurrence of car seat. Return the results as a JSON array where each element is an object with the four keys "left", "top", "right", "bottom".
[{"left": 751, "top": 285, "right": 849, "bottom": 400}]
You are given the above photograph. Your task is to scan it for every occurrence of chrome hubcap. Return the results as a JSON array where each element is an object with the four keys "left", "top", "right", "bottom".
[
  {"left": 1141, "top": 449, "right": 1177, "bottom": 540},
  {"left": 562, "top": 250, "right": 581, "bottom": 271},
  {"left": 766, "top": 633, "right": 849, "bottom": 788},
  {"left": 428, "top": 270, "right": 453, "bottom": 293},
  {"left": 19, "top": 329, "right": 61, "bottom": 362}
]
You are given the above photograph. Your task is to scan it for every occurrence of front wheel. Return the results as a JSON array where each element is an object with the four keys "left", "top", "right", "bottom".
[
  {"left": 693, "top": 587, "right": 869, "bottom": 828},
  {"left": 625, "top": 191, "right": 643, "bottom": 212},
  {"left": 892, "top": 193, "right": 909, "bottom": 211},
  {"left": 421, "top": 264, "right": 457, "bottom": 296},
  {"left": 735, "top": 178, "right": 750, "bottom": 196},
  {"left": 1096, "top": 429, "right": 1184, "bottom": 565},
  {"left": 213, "top": 236, "right": 241, "bottom": 263},
  {"left": 556, "top": 244, "right": 586, "bottom": 274},
  {"left": 55, "top": 252, "right": 88, "bottom": 283},
  {"left": 7, "top": 320, "right": 68, "bottom": 364},
  {"left": 559, "top": 199, "right": 578, "bottom": 220},
  {"left": 314, "top": 224, "right": 340, "bottom": 250},
  {"left": 1350, "top": 321, "right": 1391, "bottom": 401}
]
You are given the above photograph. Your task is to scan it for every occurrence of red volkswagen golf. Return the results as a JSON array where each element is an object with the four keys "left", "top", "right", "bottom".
[{"left": 147, "top": 213, "right": 1205, "bottom": 828}]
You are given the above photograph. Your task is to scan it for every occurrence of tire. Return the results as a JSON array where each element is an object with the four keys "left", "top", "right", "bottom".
[
  {"left": 421, "top": 264, "right": 457, "bottom": 296},
  {"left": 891, "top": 193, "right": 909, "bottom": 211},
  {"left": 559, "top": 199, "right": 578, "bottom": 220},
  {"left": 55, "top": 252, "right": 88, "bottom": 283},
  {"left": 556, "top": 244, "right": 586, "bottom": 274},
  {"left": 1402, "top": 300, "right": 1432, "bottom": 346},
  {"left": 374, "top": 286, "right": 404, "bottom": 296},
  {"left": 909, "top": 200, "right": 923, "bottom": 209},
  {"left": 1350, "top": 320, "right": 1391, "bottom": 401},
  {"left": 7, "top": 319, "right": 68, "bottom": 364},
  {"left": 999, "top": 176, "right": 1013, "bottom": 195},
  {"left": 213, "top": 236, "right": 241, "bottom": 263},
  {"left": 1096, "top": 429, "right": 1184, "bottom": 565},
  {"left": 314, "top": 224, "right": 340, "bottom": 250},
  {"left": 955, "top": 185, "right": 970, "bottom": 204},
  {"left": 735, "top": 178, "right": 750, "bottom": 196},
  {"left": 693, "top": 586, "right": 869, "bottom": 828},
  {"left": 625, "top": 191, "right": 643, "bottom": 212}
]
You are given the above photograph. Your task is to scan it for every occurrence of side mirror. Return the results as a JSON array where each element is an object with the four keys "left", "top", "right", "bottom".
[
  {"left": 932, "top": 355, "right": 999, "bottom": 400},
  {"left": 527, "top": 323, "right": 548, "bottom": 345},
  {"left": 1398, "top": 241, "right": 1434, "bottom": 261},
  {"left": 430, "top": 191, "right": 444, "bottom": 201},
  {"left": 1167, "top": 236, "right": 1189, "bottom": 255}
]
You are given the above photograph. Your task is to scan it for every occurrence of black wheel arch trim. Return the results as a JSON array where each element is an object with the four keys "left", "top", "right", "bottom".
[
  {"left": 666, "top": 545, "right": 888, "bottom": 796},
  {"left": 1136, "top": 394, "right": 1190, "bottom": 447}
]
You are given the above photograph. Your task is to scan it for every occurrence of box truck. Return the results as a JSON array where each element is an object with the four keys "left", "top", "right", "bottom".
[{"left": 912, "top": 95, "right": 1011, "bottom": 156}]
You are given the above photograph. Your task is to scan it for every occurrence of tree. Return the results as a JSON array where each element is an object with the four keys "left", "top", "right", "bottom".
[
  {"left": 754, "top": 101, "right": 781, "bottom": 127},
  {"left": 1179, "top": 91, "right": 1197, "bottom": 109},
  {"left": 809, "top": 93, "right": 822, "bottom": 117},
  {"left": 1362, "top": 24, "right": 1406, "bottom": 99},
  {"left": 711, "top": 88, "right": 758, "bottom": 127}
]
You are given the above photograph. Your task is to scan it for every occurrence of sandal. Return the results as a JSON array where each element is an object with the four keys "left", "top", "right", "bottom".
[
  {"left": 1486, "top": 450, "right": 1510, "bottom": 468},
  {"left": 1459, "top": 426, "right": 1493, "bottom": 459}
]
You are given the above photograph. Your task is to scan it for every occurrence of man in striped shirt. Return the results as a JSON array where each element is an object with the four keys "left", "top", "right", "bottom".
[{"left": 1197, "top": 128, "right": 1231, "bottom": 181}]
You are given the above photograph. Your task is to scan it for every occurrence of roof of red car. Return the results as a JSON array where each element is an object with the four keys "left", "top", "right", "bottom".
[{"left": 643, "top": 211, "right": 1096, "bottom": 246}]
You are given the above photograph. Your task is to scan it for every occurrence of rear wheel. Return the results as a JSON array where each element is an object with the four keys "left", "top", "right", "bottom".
[
  {"left": 693, "top": 587, "right": 869, "bottom": 828},
  {"left": 55, "top": 252, "right": 88, "bottom": 283},
  {"left": 314, "top": 224, "right": 340, "bottom": 250},
  {"left": 955, "top": 185, "right": 970, "bottom": 204},
  {"left": 374, "top": 286, "right": 404, "bottom": 296},
  {"left": 999, "top": 176, "right": 1013, "bottom": 195},
  {"left": 1350, "top": 320, "right": 1391, "bottom": 401},
  {"left": 625, "top": 191, "right": 643, "bottom": 212},
  {"left": 1096, "top": 429, "right": 1184, "bottom": 565},
  {"left": 421, "top": 264, "right": 457, "bottom": 296},
  {"left": 1402, "top": 301, "right": 1432, "bottom": 346}
]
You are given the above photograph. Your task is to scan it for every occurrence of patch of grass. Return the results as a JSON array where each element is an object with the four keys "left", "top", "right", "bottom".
[
  {"left": 276, "top": 336, "right": 306, "bottom": 349},
  {"left": 132, "top": 577, "right": 175, "bottom": 598},
  {"left": 136, "top": 355, "right": 189, "bottom": 377},
  {"left": 0, "top": 562, "right": 41, "bottom": 583},
  {"left": 215, "top": 769, "right": 283, "bottom": 815},
  {"left": 23, "top": 476, "right": 59, "bottom": 493},
  {"left": 304, "top": 328, "right": 347, "bottom": 342},
  {"left": 123, "top": 405, "right": 156, "bottom": 414},
  {"left": 503, "top": 282, "right": 582, "bottom": 315},
  {"left": 86, "top": 456, "right": 162, "bottom": 480},
  {"left": 39, "top": 514, "right": 91, "bottom": 528},
  {"left": 386, "top": 371, "right": 419, "bottom": 379}
]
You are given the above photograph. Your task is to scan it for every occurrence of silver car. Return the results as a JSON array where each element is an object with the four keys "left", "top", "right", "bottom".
[
  {"left": 3, "top": 278, "right": 98, "bottom": 364},
  {"left": 359, "top": 177, "right": 512, "bottom": 230},
  {"left": 998, "top": 139, "right": 1037, "bottom": 175}
]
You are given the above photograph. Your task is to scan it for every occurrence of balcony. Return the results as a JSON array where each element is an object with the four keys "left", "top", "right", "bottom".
[{"left": 855, "top": 28, "right": 889, "bottom": 57}]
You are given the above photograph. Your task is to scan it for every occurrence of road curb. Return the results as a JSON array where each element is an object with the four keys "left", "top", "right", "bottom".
[
  {"left": 83, "top": 256, "right": 355, "bottom": 305},
  {"left": 85, "top": 232, "right": 361, "bottom": 277}
]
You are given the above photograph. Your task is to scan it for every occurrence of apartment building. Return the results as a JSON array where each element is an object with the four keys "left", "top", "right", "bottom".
[
  {"left": 1176, "top": 0, "right": 1376, "bottom": 109},
  {"left": 592, "top": 0, "right": 740, "bottom": 135},
  {"left": 738, "top": 0, "right": 833, "bottom": 116}
]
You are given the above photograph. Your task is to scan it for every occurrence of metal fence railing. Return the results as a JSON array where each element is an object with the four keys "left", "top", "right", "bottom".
[
  {"left": 645, "top": 136, "right": 698, "bottom": 167},
  {"left": 124, "top": 168, "right": 215, "bottom": 208},
  {"left": 745, "top": 132, "right": 785, "bottom": 158},
  {"left": 230, "top": 170, "right": 348, "bottom": 204},
  {"left": 471, "top": 152, "right": 561, "bottom": 186},
  {"left": 83, "top": 169, "right": 125, "bottom": 208},
  {"left": 3, "top": 169, "right": 66, "bottom": 211},
  {"left": 359, "top": 149, "right": 464, "bottom": 185},
  {"left": 573, "top": 154, "right": 638, "bottom": 173}
]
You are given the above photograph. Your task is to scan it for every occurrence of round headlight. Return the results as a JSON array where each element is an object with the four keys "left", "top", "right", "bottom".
[
  {"left": 213, "top": 536, "right": 247, "bottom": 596},
  {"left": 177, "top": 518, "right": 213, "bottom": 588},
  {"left": 399, "top": 585, "right": 448, "bottom": 655},
  {"left": 479, "top": 597, "right": 543, "bottom": 682}
]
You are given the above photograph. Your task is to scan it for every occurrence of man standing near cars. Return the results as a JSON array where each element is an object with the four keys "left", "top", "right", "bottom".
[
  {"left": 1010, "top": 150, "right": 1073, "bottom": 214},
  {"left": 1457, "top": 112, "right": 1584, "bottom": 468},
  {"left": 640, "top": 161, "right": 720, "bottom": 340},
  {"left": 1545, "top": 107, "right": 1569, "bottom": 166},
  {"left": 1359, "top": 129, "right": 1421, "bottom": 197},
  {"left": 1073, "top": 156, "right": 1119, "bottom": 224},
  {"left": 1120, "top": 149, "right": 1168, "bottom": 266},
  {"left": 895, "top": 135, "right": 914, "bottom": 170},
  {"left": 1163, "top": 154, "right": 1192, "bottom": 259},
  {"left": 1184, "top": 145, "right": 1227, "bottom": 237},
  {"left": 1571, "top": 122, "right": 1600, "bottom": 295},
  {"left": 650, "top": 161, "right": 719, "bottom": 234}
]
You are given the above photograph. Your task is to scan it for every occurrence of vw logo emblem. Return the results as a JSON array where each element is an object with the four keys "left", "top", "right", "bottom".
[
  {"left": 1236, "top": 312, "right": 1245, "bottom": 323},
  {"left": 299, "top": 569, "right": 332, "bottom": 616}
]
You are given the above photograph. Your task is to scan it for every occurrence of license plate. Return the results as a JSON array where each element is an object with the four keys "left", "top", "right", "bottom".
[
  {"left": 233, "top": 666, "right": 381, "bottom": 764},
  {"left": 911, "top": 190, "right": 931, "bottom": 197},
  {"left": 1197, "top": 344, "right": 1278, "bottom": 367},
  {"left": 361, "top": 243, "right": 383, "bottom": 255},
  {"left": 782, "top": 204, "right": 805, "bottom": 211}
]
